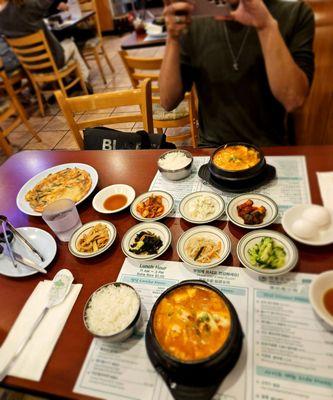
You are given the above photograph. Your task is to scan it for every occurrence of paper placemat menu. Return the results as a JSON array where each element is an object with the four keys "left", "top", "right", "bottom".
[
  {"left": 74, "top": 260, "right": 333, "bottom": 400},
  {"left": 149, "top": 156, "right": 311, "bottom": 222}
]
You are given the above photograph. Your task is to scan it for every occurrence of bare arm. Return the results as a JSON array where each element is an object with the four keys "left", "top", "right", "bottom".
[
  {"left": 257, "top": 18, "right": 309, "bottom": 112},
  {"left": 224, "top": 0, "right": 310, "bottom": 112},
  {"left": 159, "top": 2, "right": 193, "bottom": 111}
]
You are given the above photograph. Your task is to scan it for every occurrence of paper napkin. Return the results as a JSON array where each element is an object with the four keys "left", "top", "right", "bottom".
[
  {"left": 316, "top": 172, "right": 333, "bottom": 211},
  {"left": 0, "top": 280, "right": 82, "bottom": 381}
]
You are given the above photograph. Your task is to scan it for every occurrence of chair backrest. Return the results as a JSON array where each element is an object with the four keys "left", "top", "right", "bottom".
[
  {"left": 55, "top": 78, "right": 154, "bottom": 149},
  {"left": 79, "top": 0, "right": 102, "bottom": 39},
  {"left": 293, "top": 0, "right": 333, "bottom": 144},
  {"left": 119, "top": 50, "right": 162, "bottom": 90},
  {"left": 6, "top": 30, "right": 59, "bottom": 78}
]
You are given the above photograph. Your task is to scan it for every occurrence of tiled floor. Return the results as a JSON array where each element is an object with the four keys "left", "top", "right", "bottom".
[{"left": 0, "top": 34, "right": 190, "bottom": 166}]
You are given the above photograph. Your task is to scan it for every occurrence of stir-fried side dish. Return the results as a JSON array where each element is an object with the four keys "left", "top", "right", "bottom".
[
  {"left": 213, "top": 145, "right": 260, "bottom": 171},
  {"left": 25, "top": 168, "right": 92, "bottom": 212},
  {"left": 129, "top": 231, "right": 163, "bottom": 255},
  {"left": 153, "top": 285, "right": 231, "bottom": 361},
  {"left": 248, "top": 237, "right": 286, "bottom": 269},
  {"left": 77, "top": 223, "right": 110, "bottom": 253},
  {"left": 185, "top": 236, "right": 222, "bottom": 263},
  {"left": 237, "top": 199, "right": 267, "bottom": 225},
  {"left": 136, "top": 195, "right": 165, "bottom": 218}
]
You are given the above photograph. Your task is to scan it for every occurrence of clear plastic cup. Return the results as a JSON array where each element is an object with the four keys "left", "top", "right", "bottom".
[{"left": 42, "top": 199, "right": 82, "bottom": 242}]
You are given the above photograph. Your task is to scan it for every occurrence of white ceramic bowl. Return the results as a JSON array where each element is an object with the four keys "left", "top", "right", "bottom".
[
  {"left": 177, "top": 225, "right": 231, "bottom": 269},
  {"left": 130, "top": 191, "right": 174, "bottom": 222},
  {"left": 309, "top": 271, "right": 333, "bottom": 330},
  {"left": 237, "top": 229, "right": 299, "bottom": 276},
  {"left": 226, "top": 194, "right": 278, "bottom": 229},
  {"left": 69, "top": 220, "right": 116, "bottom": 258},
  {"left": 121, "top": 222, "right": 172, "bottom": 261},
  {"left": 179, "top": 191, "right": 225, "bottom": 224},
  {"left": 92, "top": 184, "right": 135, "bottom": 214}
]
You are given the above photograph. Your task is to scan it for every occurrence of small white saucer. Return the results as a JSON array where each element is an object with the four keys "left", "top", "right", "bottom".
[
  {"left": 92, "top": 184, "right": 135, "bottom": 214},
  {"left": 69, "top": 220, "right": 116, "bottom": 258},
  {"left": 0, "top": 227, "right": 56, "bottom": 278},
  {"left": 282, "top": 204, "right": 333, "bottom": 246},
  {"left": 130, "top": 191, "right": 174, "bottom": 222},
  {"left": 237, "top": 229, "right": 299, "bottom": 276},
  {"left": 179, "top": 191, "right": 225, "bottom": 224},
  {"left": 177, "top": 225, "right": 231, "bottom": 269},
  {"left": 121, "top": 222, "right": 171, "bottom": 261},
  {"left": 309, "top": 270, "right": 333, "bottom": 329},
  {"left": 227, "top": 194, "right": 278, "bottom": 229}
]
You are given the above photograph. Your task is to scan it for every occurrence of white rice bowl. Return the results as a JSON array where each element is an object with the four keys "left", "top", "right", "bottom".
[{"left": 85, "top": 284, "right": 140, "bottom": 336}]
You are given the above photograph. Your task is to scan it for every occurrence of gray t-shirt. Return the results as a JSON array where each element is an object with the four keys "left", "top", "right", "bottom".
[
  {"left": 180, "top": 0, "right": 315, "bottom": 146},
  {"left": 0, "top": 0, "right": 64, "bottom": 68}
]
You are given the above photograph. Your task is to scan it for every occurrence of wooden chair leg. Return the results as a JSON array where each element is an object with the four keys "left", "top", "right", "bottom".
[
  {"left": 0, "top": 133, "right": 13, "bottom": 157},
  {"left": 75, "top": 65, "right": 88, "bottom": 95},
  {"left": 101, "top": 45, "right": 115, "bottom": 74},
  {"left": 34, "top": 84, "right": 45, "bottom": 117},
  {"left": 93, "top": 48, "right": 107, "bottom": 85}
]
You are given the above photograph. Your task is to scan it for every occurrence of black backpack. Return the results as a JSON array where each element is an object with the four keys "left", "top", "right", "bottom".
[{"left": 83, "top": 127, "right": 176, "bottom": 150}]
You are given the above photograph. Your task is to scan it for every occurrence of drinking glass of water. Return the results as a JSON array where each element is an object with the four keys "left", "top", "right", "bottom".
[{"left": 42, "top": 199, "right": 82, "bottom": 242}]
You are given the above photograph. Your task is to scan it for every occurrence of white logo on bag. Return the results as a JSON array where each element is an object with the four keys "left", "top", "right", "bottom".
[{"left": 102, "top": 139, "right": 117, "bottom": 150}]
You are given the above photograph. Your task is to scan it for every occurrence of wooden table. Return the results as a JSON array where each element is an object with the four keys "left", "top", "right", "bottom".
[
  {"left": 0, "top": 147, "right": 332, "bottom": 399},
  {"left": 47, "top": 11, "right": 95, "bottom": 32},
  {"left": 121, "top": 31, "right": 166, "bottom": 50}
]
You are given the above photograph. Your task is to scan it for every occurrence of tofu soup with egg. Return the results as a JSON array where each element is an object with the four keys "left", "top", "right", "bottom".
[{"left": 153, "top": 285, "right": 231, "bottom": 361}]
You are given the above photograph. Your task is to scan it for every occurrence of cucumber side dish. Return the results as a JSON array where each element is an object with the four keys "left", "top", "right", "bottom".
[{"left": 248, "top": 237, "right": 286, "bottom": 269}]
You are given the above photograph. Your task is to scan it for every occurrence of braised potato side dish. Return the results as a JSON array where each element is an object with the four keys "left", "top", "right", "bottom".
[{"left": 153, "top": 285, "right": 231, "bottom": 361}]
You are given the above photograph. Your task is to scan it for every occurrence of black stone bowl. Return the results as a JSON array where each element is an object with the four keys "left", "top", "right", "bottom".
[
  {"left": 208, "top": 142, "right": 266, "bottom": 182},
  {"left": 145, "top": 280, "right": 243, "bottom": 400}
]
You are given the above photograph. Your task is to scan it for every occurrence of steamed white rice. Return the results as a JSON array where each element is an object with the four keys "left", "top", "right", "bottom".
[{"left": 85, "top": 284, "right": 140, "bottom": 336}]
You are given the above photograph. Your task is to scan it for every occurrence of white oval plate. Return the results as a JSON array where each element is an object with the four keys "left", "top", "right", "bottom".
[
  {"left": 227, "top": 194, "right": 278, "bottom": 229},
  {"left": 0, "top": 227, "right": 56, "bottom": 278},
  {"left": 177, "top": 225, "right": 231, "bottom": 269},
  {"left": 69, "top": 220, "right": 116, "bottom": 258},
  {"left": 237, "top": 229, "right": 299, "bottom": 276},
  {"left": 92, "top": 184, "right": 135, "bottom": 214},
  {"left": 130, "top": 191, "right": 174, "bottom": 222},
  {"left": 282, "top": 204, "right": 333, "bottom": 246},
  {"left": 309, "top": 270, "right": 333, "bottom": 329},
  {"left": 16, "top": 163, "right": 98, "bottom": 217},
  {"left": 121, "top": 222, "right": 171, "bottom": 261},
  {"left": 179, "top": 191, "right": 225, "bottom": 224}
]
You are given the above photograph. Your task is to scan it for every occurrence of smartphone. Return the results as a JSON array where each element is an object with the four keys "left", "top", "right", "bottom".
[{"left": 191, "top": 0, "right": 232, "bottom": 17}]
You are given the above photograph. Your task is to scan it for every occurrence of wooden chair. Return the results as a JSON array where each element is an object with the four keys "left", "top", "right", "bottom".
[
  {"left": 293, "top": 1, "right": 333, "bottom": 144},
  {"left": 79, "top": 0, "right": 115, "bottom": 84},
  {"left": 55, "top": 78, "right": 153, "bottom": 149},
  {"left": 0, "top": 60, "right": 40, "bottom": 156},
  {"left": 0, "top": 66, "right": 29, "bottom": 98},
  {"left": 6, "top": 30, "right": 88, "bottom": 117},
  {"left": 119, "top": 50, "right": 198, "bottom": 148}
]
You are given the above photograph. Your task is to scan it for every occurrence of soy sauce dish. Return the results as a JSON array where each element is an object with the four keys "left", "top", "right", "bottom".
[{"left": 146, "top": 280, "right": 243, "bottom": 399}]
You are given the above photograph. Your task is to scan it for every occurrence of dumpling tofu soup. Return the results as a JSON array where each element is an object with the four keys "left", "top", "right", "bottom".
[
  {"left": 84, "top": 283, "right": 141, "bottom": 341},
  {"left": 153, "top": 285, "right": 231, "bottom": 361}
]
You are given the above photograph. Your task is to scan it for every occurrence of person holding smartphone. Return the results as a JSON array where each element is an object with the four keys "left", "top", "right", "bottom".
[{"left": 159, "top": 0, "right": 314, "bottom": 146}]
